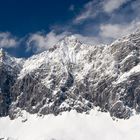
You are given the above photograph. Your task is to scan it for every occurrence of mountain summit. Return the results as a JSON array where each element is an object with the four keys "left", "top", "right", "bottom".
[{"left": 0, "top": 30, "right": 140, "bottom": 119}]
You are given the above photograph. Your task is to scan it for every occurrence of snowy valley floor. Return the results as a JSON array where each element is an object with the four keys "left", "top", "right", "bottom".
[{"left": 0, "top": 109, "right": 140, "bottom": 140}]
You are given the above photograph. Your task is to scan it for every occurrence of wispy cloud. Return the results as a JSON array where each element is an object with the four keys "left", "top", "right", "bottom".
[
  {"left": 73, "top": 0, "right": 132, "bottom": 24},
  {"left": 26, "top": 31, "right": 69, "bottom": 53},
  {"left": 74, "top": 1, "right": 101, "bottom": 24},
  {"left": 0, "top": 32, "right": 18, "bottom": 48},
  {"left": 99, "top": 20, "right": 140, "bottom": 40},
  {"left": 103, "top": 0, "right": 129, "bottom": 13}
]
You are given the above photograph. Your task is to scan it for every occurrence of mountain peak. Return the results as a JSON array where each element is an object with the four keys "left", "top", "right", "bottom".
[
  {"left": 0, "top": 48, "right": 6, "bottom": 62},
  {"left": 64, "top": 35, "right": 78, "bottom": 41},
  {"left": 0, "top": 48, "right": 5, "bottom": 56},
  {"left": 1, "top": 30, "right": 140, "bottom": 120},
  {"left": 57, "top": 35, "right": 81, "bottom": 46}
]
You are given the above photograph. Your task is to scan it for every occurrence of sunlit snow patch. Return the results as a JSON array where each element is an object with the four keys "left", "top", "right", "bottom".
[{"left": 0, "top": 109, "right": 140, "bottom": 140}]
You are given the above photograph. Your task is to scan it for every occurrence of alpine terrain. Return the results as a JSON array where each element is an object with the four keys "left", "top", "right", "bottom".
[
  {"left": 1, "top": 29, "right": 140, "bottom": 140},
  {"left": 0, "top": 29, "right": 140, "bottom": 120}
]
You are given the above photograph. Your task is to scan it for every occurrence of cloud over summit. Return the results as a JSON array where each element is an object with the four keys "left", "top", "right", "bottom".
[
  {"left": 0, "top": 32, "right": 18, "bottom": 48},
  {"left": 27, "top": 31, "right": 69, "bottom": 53}
]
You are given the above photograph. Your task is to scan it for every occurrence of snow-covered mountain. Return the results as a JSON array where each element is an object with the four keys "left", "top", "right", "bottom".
[{"left": 0, "top": 30, "right": 140, "bottom": 120}]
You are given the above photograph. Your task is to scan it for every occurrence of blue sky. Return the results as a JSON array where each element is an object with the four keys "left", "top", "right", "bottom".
[
  {"left": 0, "top": 0, "right": 140, "bottom": 57},
  {"left": 0, "top": 0, "right": 89, "bottom": 36}
]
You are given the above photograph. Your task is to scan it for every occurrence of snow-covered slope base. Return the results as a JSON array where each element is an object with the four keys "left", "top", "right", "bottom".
[{"left": 0, "top": 109, "right": 140, "bottom": 140}]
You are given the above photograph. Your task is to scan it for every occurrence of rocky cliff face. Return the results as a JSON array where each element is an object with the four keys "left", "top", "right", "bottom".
[
  {"left": 1, "top": 30, "right": 140, "bottom": 119},
  {"left": 0, "top": 49, "right": 23, "bottom": 117}
]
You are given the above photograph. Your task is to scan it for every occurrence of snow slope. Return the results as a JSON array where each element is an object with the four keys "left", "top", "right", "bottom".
[{"left": 0, "top": 109, "right": 140, "bottom": 140}]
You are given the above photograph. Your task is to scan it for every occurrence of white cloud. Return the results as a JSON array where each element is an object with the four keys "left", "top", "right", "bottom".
[
  {"left": 74, "top": 1, "right": 100, "bottom": 24},
  {"left": 27, "top": 31, "right": 69, "bottom": 53},
  {"left": 103, "top": 0, "right": 129, "bottom": 13},
  {"left": 73, "top": 0, "right": 132, "bottom": 24},
  {"left": 99, "top": 21, "right": 140, "bottom": 40},
  {"left": 0, "top": 32, "right": 17, "bottom": 48},
  {"left": 74, "top": 20, "right": 140, "bottom": 46}
]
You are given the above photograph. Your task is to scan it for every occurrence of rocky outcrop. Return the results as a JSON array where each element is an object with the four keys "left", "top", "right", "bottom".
[{"left": 0, "top": 49, "right": 22, "bottom": 117}]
